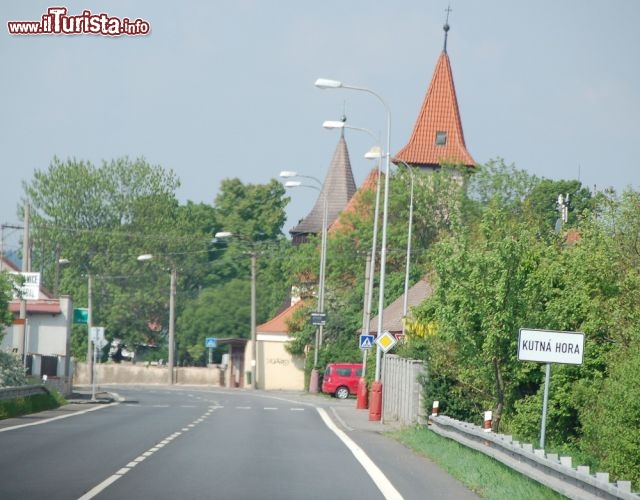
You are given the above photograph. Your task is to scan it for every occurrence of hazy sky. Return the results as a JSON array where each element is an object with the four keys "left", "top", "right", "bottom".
[{"left": 2, "top": 1, "right": 639, "bottom": 254}]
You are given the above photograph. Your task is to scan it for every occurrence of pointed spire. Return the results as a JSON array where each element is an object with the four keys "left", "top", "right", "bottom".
[
  {"left": 392, "top": 14, "right": 475, "bottom": 170},
  {"left": 289, "top": 135, "right": 357, "bottom": 243}
]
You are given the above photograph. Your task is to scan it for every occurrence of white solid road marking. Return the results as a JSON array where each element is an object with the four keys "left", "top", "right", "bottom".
[
  {"left": 0, "top": 401, "right": 118, "bottom": 433},
  {"left": 316, "top": 407, "right": 403, "bottom": 500}
]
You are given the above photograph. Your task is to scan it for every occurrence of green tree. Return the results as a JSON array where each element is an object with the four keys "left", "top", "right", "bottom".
[
  {"left": 0, "top": 351, "right": 27, "bottom": 387},
  {"left": 212, "top": 178, "right": 289, "bottom": 241},
  {"left": 408, "top": 160, "right": 551, "bottom": 428},
  {"left": 579, "top": 348, "right": 640, "bottom": 489},
  {"left": 21, "top": 156, "right": 207, "bottom": 359},
  {"left": 524, "top": 178, "right": 593, "bottom": 230},
  {"left": 176, "top": 178, "right": 291, "bottom": 364},
  {"left": 0, "top": 272, "right": 14, "bottom": 336}
]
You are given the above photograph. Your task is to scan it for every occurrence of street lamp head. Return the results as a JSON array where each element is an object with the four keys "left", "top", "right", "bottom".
[
  {"left": 322, "top": 120, "right": 345, "bottom": 130},
  {"left": 315, "top": 78, "right": 342, "bottom": 89},
  {"left": 214, "top": 231, "right": 233, "bottom": 239},
  {"left": 365, "top": 146, "right": 383, "bottom": 160},
  {"left": 58, "top": 258, "right": 70, "bottom": 265},
  {"left": 279, "top": 170, "right": 298, "bottom": 179},
  {"left": 284, "top": 181, "right": 302, "bottom": 188},
  {"left": 137, "top": 254, "right": 153, "bottom": 262}
]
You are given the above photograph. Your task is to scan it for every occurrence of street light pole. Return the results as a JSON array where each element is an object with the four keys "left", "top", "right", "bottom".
[
  {"left": 280, "top": 172, "right": 327, "bottom": 394},
  {"left": 87, "top": 273, "right": 93, "bottom": 386},
  {"left": 137, "top": 254, "right": 175, "bottom": 385},
  {"left": 400, "top": 163, "right": 415, "bottom": 334},
  {"left": 214, "top": 232, "right": 258, "bottom": 389},
  {"left": 316, "top": 78, "right": 391, "bottom": 421},
  {"left": 323, "top": 119, "right": 382, "bottom": 410},
  {"left": 250, "top": 250, "right": 257, "bottom": 389},
  {"left": 168, "top": 267, "right": 176, "bottom": 385}
]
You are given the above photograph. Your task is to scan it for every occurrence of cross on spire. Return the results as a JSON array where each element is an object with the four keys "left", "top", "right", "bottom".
[{"left": 443, "top": 5, "right": 452, "bottom": 52}]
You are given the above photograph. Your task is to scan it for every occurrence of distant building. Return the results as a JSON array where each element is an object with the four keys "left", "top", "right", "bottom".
[{"left": 1, "top": 256, "right": 73, "bottom": 393}]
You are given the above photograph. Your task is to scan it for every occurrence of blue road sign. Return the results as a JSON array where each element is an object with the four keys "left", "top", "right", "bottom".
[
  {"left": 359, "top": 334, "right": 375, "bottom": 350},
  {"left": 205, "top": 337, "right": 217, "bottom": 349}
]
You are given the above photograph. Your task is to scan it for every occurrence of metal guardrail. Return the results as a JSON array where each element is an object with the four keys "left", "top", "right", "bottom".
[
  {"left": 0, "top": 385, "right": 49, "bottom": 401},
  {"left": 428, "top": 414, "right": 639, "bottom": 500}
]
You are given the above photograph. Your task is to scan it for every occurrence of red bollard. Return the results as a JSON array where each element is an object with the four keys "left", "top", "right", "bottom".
[
  {"left": 484, "top": 410, "right": 492, "bottom": 432},
  {"left": 432, "top": 400, "right": 439, "bottom": 417},
  {"left": 356, "top": 378, "right": 368, "bottom": 409},
  {"left": 368, "top": 381, "right": 382, "bottom": 421}
]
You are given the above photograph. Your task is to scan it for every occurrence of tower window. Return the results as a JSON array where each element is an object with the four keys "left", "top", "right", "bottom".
[{"left": 436, "top": 131, "right": 447, "bottom": 146}]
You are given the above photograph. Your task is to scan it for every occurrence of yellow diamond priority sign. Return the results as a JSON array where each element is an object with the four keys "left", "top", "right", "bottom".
[{"left": 375, "top": 330, "right": 397, "bottom": 353}]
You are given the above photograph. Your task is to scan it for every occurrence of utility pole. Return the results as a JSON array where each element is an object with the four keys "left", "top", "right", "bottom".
[{"left": 18, "top": 206, "right": 30, "bottom": 364}]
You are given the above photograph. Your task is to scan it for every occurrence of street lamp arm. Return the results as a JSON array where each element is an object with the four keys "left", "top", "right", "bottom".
[
  {"left": 322, "top": 120, "right": 380, "bottom": 145},
  {"left": 279, "top": 171, "right": 322, "bottom": 188}
]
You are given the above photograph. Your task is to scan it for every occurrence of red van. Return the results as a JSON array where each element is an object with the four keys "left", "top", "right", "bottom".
[{"left": 321, "top": 363, "right": 363, "bottom": 399}]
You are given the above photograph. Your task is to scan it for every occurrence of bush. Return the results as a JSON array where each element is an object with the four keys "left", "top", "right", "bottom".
[
  {"left": 0, "top": 351, "right": 27, "bottom": 387},
  {"left": 579, "top": 348, "right": 640, "bottom": 489},
  {"left": 0, "top": 390, "right": 66, "bottom": 419}
]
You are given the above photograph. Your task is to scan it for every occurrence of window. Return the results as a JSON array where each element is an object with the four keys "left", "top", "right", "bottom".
[{"left": 436, "top": 131, "right": 447, "bottom": 146}]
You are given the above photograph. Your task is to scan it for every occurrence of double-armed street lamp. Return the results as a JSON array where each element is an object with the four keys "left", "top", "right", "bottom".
[
  {"left": 322, "top": 119, "right": 383, "bottom": 409},
  {"left": 213, "top": 232, "right": 258, "bottom": 390},
  {"left": 280, "top": 170, "right": 327, "bottom": 394},
  {"left": 315, "top": 78, "right": 391, "bottom": 421},
  {"left": 137, "top": 254, "right": 176, "bottom": 385}
]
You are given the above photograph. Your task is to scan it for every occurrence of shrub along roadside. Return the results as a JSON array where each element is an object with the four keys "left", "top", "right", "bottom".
[
  {"left": 0, "top": 390, "right": 67, "bottom": 420},
  {"left": 389, "top": 426, "right": 564, "bottom": 500}
]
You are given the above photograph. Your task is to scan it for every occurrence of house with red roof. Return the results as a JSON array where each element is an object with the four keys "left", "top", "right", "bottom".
[
  {"left": 253, "top": 299, "right": 305, "bottom": 390},
  {"left": 1, "top": 256, "right": 73, "bottom": 392}
]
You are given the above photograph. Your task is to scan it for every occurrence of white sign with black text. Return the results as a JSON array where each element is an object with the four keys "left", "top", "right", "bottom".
[{"left": 517, "top": 328, "right": 584, "bottom": 365}]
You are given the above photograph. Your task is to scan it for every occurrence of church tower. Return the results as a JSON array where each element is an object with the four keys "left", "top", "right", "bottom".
[
  {"left": 393, "top": 14, "right": 475, "bottom": 171},
  {"left": 289, "top": 128, "right": 357, "bottom": 245}
]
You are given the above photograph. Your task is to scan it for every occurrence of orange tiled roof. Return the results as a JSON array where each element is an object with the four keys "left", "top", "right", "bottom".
[
  {"left": 393, "top": 51, "right": 475, "bottom": 168},
  {"left": 330, "top": 167, "right": 381, "bottom": 234},
  {"left": 256, "top": 300, "right": 305, "bottom": 334}
]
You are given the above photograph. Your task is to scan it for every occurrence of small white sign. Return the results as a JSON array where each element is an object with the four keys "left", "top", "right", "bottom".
[
  {"left": 90, "top": 326, "right": 105, "bottom": 344},
  {"left": 10, "top": 272, "right": 41, "bottom": 300},
  {"left": 518, "top": 328, "right": 584, "bottom": 365}
]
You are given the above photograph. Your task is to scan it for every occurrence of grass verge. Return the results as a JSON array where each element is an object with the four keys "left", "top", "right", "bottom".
[
  {"left": 0, "top": 389, "right": 67, "bottom": 420},
  {"left": 389, "top": 425, "right": 565, "bottom": 499}
]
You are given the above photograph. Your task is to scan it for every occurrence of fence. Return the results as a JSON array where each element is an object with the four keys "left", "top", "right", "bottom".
[
  {"left": 381, "top": 354, "right": 425, "bottom": 426},
  {"left": 428, "top": 414, "right": 639, "bottom": 500},
  {"left": 379, "top": 354, "right": 638, "bottom": 498}
]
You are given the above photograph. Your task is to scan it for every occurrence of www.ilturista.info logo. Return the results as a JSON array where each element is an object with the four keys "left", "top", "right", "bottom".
[{"left": 7, "top": 7, "right": 151, "bottom": 36}]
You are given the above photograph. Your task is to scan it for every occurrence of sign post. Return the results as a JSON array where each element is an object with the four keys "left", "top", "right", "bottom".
[
  {"left": 89, "top": 327, "right": 106, "bottom": 401},
  {"left": 517, "top": 328, "right": 584, "bottom": 449},
  {"left": 205, "top": 337, "right": 217, "bottom": 365}
]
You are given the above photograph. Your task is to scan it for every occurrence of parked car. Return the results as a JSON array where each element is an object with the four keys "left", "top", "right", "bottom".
[{"left": 321, "top": 363, "right": 363, "bottom": 399}]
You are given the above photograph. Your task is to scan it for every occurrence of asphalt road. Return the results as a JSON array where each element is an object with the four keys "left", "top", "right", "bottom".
[{"left": 0, "top": 386, "right": 479, "bottom": 499}]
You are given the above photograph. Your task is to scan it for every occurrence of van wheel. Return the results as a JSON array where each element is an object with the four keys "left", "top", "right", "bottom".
[{"left": 335, "top": 386, "right": 350, "bottom": 399}]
